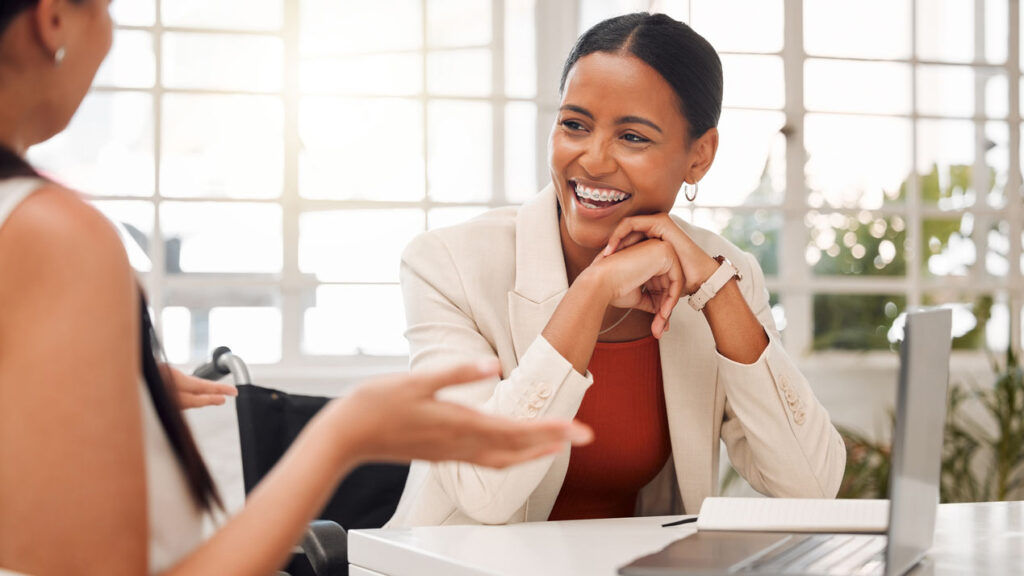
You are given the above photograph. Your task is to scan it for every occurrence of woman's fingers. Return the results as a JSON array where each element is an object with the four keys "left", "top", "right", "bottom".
[
  {"left": 459, "top": 415, "right": 593, "bottom": 468},
  {"left": 604, "top": 214, "right": 673, "bottom": 255},
  {"left": 407, "top": 358, "right": 502, "bottom": 396},
  {"left": 171, "top": 371, "right": 238, "bottom": 410}
]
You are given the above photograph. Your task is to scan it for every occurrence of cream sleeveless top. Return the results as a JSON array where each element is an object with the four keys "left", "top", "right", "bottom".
[{"left": 0, "top": 177, "right": 204, "bottom": 574}]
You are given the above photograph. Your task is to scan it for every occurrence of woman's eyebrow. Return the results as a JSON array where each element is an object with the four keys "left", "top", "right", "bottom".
[
  {"left": 617, "top": 115, "right": 663, "bottom": 134},
  {"left": 559, "top": 105, "right": 663, "bottom": 134}
]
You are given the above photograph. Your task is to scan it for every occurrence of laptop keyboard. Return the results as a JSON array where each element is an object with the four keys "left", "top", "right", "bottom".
[{"left": 739, "top": 534, "right": 887, "bottom": 575}]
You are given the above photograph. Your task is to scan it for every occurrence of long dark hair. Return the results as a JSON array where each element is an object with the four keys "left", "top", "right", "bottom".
[
  {"left": 560, "top": 12, "right": 723, "bottom": 141},
  {"left": 0, "top": 153, "right": 222, "bottom": 508}
]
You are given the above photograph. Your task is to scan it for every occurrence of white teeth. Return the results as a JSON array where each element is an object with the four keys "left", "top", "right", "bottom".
[{"left": 573, "top": 183, "right": 629, "bottom": 205}]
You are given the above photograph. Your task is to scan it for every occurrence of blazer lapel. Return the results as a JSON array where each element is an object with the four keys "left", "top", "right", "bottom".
[
  {"left": 508, "top": 185, "right": 569, "bottom": 362},
  {"left": 659, "top": 304, "right": 719, "bottom": 513}
]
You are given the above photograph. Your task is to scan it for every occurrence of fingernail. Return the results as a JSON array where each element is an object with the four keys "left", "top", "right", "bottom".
[{"left": 603, "top": 245, "right": 612, "bottom": 256}]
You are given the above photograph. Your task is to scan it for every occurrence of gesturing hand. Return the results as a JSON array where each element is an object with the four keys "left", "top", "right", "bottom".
[{"left": 341, "top": 360, "right": 593, "bottom": 469}]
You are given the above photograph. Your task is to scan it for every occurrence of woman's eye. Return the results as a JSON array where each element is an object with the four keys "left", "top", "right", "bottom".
[
  {"left": 623, "top": 133, "right": 650, "bottom": 144},
  {"left": 561, "top": 120, "right": 586, "bottom": 131}
]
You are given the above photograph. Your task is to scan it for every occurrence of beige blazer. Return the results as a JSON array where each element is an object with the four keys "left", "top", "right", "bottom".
[{"left": 387, "top": 185, "right": 846, "bottom": 528}]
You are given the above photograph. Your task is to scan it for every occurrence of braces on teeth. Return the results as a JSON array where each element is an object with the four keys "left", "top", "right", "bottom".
[{"left": 574, "top": 183, "right": 629, "bottom": 203}]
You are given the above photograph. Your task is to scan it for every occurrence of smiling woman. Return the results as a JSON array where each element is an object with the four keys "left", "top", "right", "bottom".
[{"left": 388, "top": 12, "right": 847, "bottom": 528}]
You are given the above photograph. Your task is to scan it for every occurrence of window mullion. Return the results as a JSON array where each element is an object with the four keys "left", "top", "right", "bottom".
[
  {"left": 280, "top": 0, "right": 303, "bottom": 366},
  {"left": 1008, "top": 0, "right": 1022, "bottom": 352},
  {"left": 782, "top": 0, "right": 811, "bottom": 357}
]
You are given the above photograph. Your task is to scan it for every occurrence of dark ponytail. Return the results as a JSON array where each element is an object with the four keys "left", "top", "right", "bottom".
[
  {"left": 0, "top": 145, "right": 222, "bottom": 511},
  {"left": 559, "top": 12, "right": 723, "bottom": 141}
]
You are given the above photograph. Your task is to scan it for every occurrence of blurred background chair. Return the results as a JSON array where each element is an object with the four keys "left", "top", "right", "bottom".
[{"left": 194, "top": 347, "right": 410, "bottom": 576}]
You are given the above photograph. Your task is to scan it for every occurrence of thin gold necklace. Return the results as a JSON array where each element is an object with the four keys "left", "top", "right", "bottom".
[{"left": 598, "top": 308, "right": 632, "bottom": 336}]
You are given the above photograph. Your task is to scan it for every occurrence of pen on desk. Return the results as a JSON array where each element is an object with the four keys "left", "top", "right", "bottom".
[{"left": 661, "top": 517, "right": 698, "bottom": 527}]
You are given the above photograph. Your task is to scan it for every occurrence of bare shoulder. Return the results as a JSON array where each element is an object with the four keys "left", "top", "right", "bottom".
[
  {"left": 0, "top": 183, "right": 130, "bottom": 284},
  {"left": 0, "top": 183, "right": 133, "bottom": 319}
]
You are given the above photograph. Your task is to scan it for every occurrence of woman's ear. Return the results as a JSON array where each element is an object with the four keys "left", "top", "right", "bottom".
[
  {"left": 686, "top": 127, "right": 719, "bottom": 183},
  {"left": 31, "top": 0, "right": 69, "bottom": 62}
]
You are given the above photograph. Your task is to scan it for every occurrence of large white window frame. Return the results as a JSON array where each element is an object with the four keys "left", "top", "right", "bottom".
[{"left": 43, "top": 0, "right": 1024, "bottom": 386}]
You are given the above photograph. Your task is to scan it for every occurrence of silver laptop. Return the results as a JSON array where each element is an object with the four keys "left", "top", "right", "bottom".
[{"left": 620, "top": 308, "right": 952, "bottom": 576}]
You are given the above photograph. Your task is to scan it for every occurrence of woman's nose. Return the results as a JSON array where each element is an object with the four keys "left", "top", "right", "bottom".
[{"left": 577, "top": 139, "right": 616, "bottom": 177}]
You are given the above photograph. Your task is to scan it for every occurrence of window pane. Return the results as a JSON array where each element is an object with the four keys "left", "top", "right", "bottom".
[
  {"left": 112, "top": 0, "right": 155, "bottom": 26},
  {"left": 985, "top": 0, "right": 1008, "bottom": 64},
  {"left": 161, "top": 0, "right": 283, "bottom": 31},
  {"left": 304, "top": 285, "right": 407, "bottom": 356},
  {"left": 805, "top": 0, "right": 911, "bottom": 59},
  {"left": 94, "top": 30, "right": 155, "bottom": 89},
  {"left": 917, "top": 66, "right": 971, "bottom": 117},
  {"left": 916, "top": 120, "right": 981, "bottom": 209},
  {"left": 160, "top": 202, "right": 282, "bottom": 274},
  {"left": 299, "top": 97, "right": 424, "bottom": 201},
  {"left": 691, "top": 0, "right": 783, "bottom": 53},
  {"left": 428, "top": 100, "right": 492, "bottom": 202},
  {"left": 923, "top": 216, "right": 975, "bottom": 278},
  {"left": 427, "top": 49, "right": 492, "bottom": 96},
  {"left": 651, "top": 0, "right": 691, "bottom": 23},
  {"left": 986, "top": 220, "right": 1010, "bottom": 277},
  {"left": 813, "top": 294, "right": 905, "bottom": 350},
  {"left": 301, "top": 54, "right": 421, "bottom": 96},
  {"left": 28, "top": 92, "right": 154, "bottom": 197},
  {"left": 805, "top": 114, "right": 912, "bottom": 209},
  {"left": 505, "top": 102, "right": 538, "bottom": 203},
  {"left": 428, "top": 0, "right": 491, "bottom": 48},
  {"left": 163, "top": 32, "right": 283, "bottom": 92},
  {"left": 505, "top": 0, "right": 536, "bottom": 98},
  {"left": 921, "top": 295, "right": 998, "bottom": 350},
  {"left": 161, "top": 307, "right": 192, "bottom": 364},
  {"left": 805, "top": 60, "right": 911, "bottom": 115},
  {"left": 162, "top": 94, "right": 283, "bottom": 199},
  {"left": 164, "top": 288, "right": 280, "bottom": 363},
  {"left": 579, "top": 0, "right": 650, "bottom": 33},
  {"left": 300, "top": 0, "right": 422, "bottom": 56},
  {"left": 209, "top": 307, "right": 281, "bottom": 363},
  {"left": 808, "top": 212, "right": 906, "bottom": 277},
  {"left": 698, "top": 109, "right": 785, "bottom": 207},
  {"left": 721, "top": 55, "right": 784, "bottom": 110},
  {"left": 299, "top": 210, "right": 424, "bottom": 282},
  {"left": 673, "top": 208, "right": 780, "bottom": 277},
  {"left": 428, "top": 206, "right": 490, "bottom": 230},
  {"left": 917, "top": 0, "right": 975, "bottom": 63},
  {"left": 92, "top": 200, "right": 154, "bottom": 272}
]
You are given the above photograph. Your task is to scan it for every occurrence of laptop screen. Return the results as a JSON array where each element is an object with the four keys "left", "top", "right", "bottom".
[{"left": 885, "top": 308, "right": 951, "bottom": 575}]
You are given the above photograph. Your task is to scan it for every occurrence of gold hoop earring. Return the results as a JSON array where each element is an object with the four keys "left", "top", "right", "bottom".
[
  {"left": 683, "top": 182, "right": 698, "bottom": 202},
  {"left": 54, "top": 46, "right": 66, "bottom": 66}
]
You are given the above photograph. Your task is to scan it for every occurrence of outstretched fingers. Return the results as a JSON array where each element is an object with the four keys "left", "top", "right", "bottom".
[{"left": 408, "top": 358, "right": 502, "bottom": 396}]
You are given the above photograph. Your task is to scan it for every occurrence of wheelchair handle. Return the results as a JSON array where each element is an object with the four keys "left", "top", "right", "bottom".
[{"left": 193, "top": 346, "right": 252, "bottom": 386}]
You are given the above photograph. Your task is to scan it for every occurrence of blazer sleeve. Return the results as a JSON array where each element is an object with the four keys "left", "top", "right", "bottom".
[
  {"left": 717, "top": 250, "right": 847, "bottom": 498},
  {"left": 400, "top": 231, "right": 592, "bottom": 524}
]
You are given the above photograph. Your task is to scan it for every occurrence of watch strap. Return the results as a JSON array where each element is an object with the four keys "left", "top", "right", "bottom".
[{"left": 688, "top": 256, "right": 741, "bottom": 311}]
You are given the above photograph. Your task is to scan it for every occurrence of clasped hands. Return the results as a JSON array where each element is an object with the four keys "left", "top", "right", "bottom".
[{"left": 587, "top": 213, "right": 720, "bottom": 339}]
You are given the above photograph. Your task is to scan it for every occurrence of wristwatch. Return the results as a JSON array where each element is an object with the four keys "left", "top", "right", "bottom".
[{"left": 687, "top": 255, "right": 742, "bottom": 311}]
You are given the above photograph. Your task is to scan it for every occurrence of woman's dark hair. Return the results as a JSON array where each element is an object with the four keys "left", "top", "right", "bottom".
[
  {"left": 559, "top": 12, "right": 723, "bottom": 141},
  {"left": 0, "top": 146, "right": 222, "bottom": 512}
]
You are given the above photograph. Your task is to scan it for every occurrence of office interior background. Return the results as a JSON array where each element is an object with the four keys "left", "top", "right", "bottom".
[{"left": 27, "top": 0, "right": 1024, "bottom": 512}]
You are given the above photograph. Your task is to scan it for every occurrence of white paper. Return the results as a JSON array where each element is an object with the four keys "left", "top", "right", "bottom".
[{"left": 696, "top": 497, "right": 889, "bottom": 533}]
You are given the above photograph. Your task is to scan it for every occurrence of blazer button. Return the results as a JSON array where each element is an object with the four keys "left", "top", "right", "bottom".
[{"left": 527, "top": 407, "right": 540, "bottom": 418}]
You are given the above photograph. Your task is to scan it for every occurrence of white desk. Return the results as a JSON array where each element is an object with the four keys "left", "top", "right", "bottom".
[{"left": 349, "top": 502, "right": 1024, "bottom": 576}]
